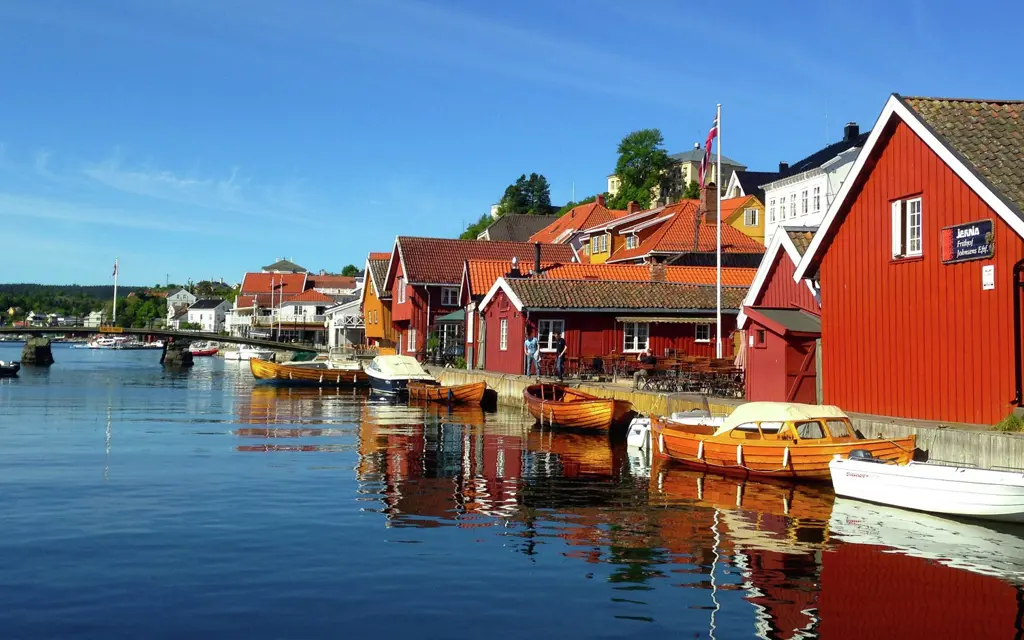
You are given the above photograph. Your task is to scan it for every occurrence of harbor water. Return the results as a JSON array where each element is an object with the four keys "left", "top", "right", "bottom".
[{"left": 2, "top": 344, "right": 1024, "bottom": 639}]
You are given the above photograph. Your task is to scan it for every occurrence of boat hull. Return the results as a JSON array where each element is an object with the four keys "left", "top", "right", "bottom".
[
  {"left": 651, "top": 416, "right": 915, "bottom": 480},
  {"left": 190, "top": 348, "right": 218, "bottom": 357},
  {"left": 368, "top": 375, "right": 410, "bottom": 396},
  {"left": 830, "top": 458, "right": 1024, "bottom": 522},
  {"left": 0, "top": 363, "right": 20, "bottom": 377},
  {"left": 249, "top": 358, "right": 368, "bottom": 387},
  {"left": 523, "top": 384, "right": 632, "bottom": 430},
  {"left": 408, "top": 381, "right": 486, "bottom": 405}
]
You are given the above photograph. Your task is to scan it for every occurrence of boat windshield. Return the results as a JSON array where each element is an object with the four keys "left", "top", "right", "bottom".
[
  {"left": 794, "top": 421, "right": 826, "bottom": 439},
  {"left": 759, "top": 421, "right": 784, "bottom": 433},
  {"left": 826, "top": 419, "right": 852, "bottom": 438}
]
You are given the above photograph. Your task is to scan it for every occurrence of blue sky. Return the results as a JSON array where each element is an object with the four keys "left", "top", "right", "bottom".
[{"left": 1, "top": 0, "right": 1020, "bottom": 285}]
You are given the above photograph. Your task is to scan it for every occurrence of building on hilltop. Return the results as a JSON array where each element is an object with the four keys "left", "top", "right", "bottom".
[
  {"left": 261, "top": 258, "right": 307, "bottom": 274},
  {"left": 607, "top": 142, "right": 747, "bottom": 202}
]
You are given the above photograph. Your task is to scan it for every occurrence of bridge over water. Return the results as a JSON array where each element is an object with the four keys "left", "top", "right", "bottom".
[{"left": 0, "top": 326, "right": 322, "bottom": 353}]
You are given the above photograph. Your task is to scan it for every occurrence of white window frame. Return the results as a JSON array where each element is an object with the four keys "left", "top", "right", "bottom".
[
  {"left": 590, "top": 236, "right": 598, "bottom": 254},
  {"left": 537, "top": 319, "right": 564, "bottom": 352},
  {"left": 406, "top": 328, "right": 417, "bottom": 353},
  {"left": 801, "top": 190, "right": 808, "bottom": 215},
  {"left": 499, "top": 318, "right": 508, "bottom": 351},
  {"left": 397, "top": 276, "right": 406, "bottom": 304},
  {"left": 812, "top": 186, "right": 821, "bottom": 212},
  {"left": 891, "top": 196, "right": 923, "bottom": 259},
  {"left": 744, "top": 208, "right": 758, "bottom": 227},
  {"left": 441, "top": 286, "right": 459, "bottom": 307},
  {"left": 695, "top": 323, "right": 711, "bottom": 343},
  {"left": 622, "top": 322, "right": 650, "bottom": 352},
  {"left": 907, "top": 197, "right": 922, "bottom": 256},
  {"left": 626, "top": 234, "right": 638, "bottom": 250},
  {"left": 768, "top": 199, "right": 776, "bottom": 223},
  {"left": 789, "top": 193, "right": 796, "bottom": 218}
]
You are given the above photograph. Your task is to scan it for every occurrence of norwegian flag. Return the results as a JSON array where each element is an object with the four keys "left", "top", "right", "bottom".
[{"left": 698, "top": 115, "right": 719, "bottom": 189}]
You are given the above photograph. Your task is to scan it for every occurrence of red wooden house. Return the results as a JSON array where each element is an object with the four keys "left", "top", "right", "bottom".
[
  {"left": 478, "top": 276, "right": 746, "bottom": 375},
  {"left": 738, "top": 227, "right": 822, "bottom": 403},
  {"left": 383, "top": 237, "right": 576, "bottom": 358},
  {"left": 795, "top": 94, "right": 1024, "bottom": 425}
]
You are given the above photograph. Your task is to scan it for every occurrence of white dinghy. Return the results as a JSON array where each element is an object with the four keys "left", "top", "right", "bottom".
[{"left": 830, "top": 451, "right": 1024, "bottom": 523}]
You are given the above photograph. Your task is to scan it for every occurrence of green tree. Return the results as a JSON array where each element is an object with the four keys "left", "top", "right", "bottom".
[
  {"left": 459, "top": 213, "right": 493, "bottom": 240},
  {"left": 682, "top": 180, "right": 700, "bottom": 200},
  {"left": 608, "top": 129, "right": 671, "bottom": 210},
  {"left": 340, "top": 264, "right": 360, "bottom": 277},
  {"left": 496, "top": 173, "right": 552, "bottom": 215}
]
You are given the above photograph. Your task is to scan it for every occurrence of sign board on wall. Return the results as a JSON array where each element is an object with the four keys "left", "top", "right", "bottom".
[
  {"left": 983, "top": 265, "right": 995, "bottom": 291},
  {"left": 941, "top": 219, "right": 994, "bottom": 264}
]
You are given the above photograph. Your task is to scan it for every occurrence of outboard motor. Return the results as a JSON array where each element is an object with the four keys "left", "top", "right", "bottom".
[{"left": 848, "top": 449, "right": 883, "bottom": 463}]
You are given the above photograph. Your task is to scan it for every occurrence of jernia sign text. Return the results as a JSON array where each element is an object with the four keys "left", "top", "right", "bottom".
[{"left": 941, "top": 219, "right": 994, "bottom": 264}]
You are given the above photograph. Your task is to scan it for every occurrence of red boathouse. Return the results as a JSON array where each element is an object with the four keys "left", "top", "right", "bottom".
[
  {"left": 795, "top": 94, "right": 1024, "bottom": 425},
  {"left": 739, "top": 228, "right": 822, "bottom": 403}
]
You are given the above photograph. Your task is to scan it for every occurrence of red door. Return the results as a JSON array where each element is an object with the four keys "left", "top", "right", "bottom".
[{"left": 785, "top": 337, "right": 818, "bottom": 404}]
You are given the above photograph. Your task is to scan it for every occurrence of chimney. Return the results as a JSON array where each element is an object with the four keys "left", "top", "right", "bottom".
[
  {"left": 596, "top": 194, "right": 606, "bottom": 207},
  {"left": 778, "top": 161, "right": 790, "bottom": 173},
  {"left": 649, "top": 259, "right": 667, "bottom": 282},
  {"left": 700, "top": 182, "right": 719, "bottom": 223},
  {"left": 626, "top": 201, "right": 640, "bottom": 214},
  {"left": 508, "top": 256, "right": 521, "bottom": 278},
  {"left": 843, "top": 122, "right": 860, "bottom": 142},
  {"left": 533, "top": 242, "right": 541, "bottom": 275}
]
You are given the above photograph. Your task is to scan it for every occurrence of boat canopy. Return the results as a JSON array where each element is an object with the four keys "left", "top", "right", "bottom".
[
  {"left": 369, "top": 355, "right": 433, "bottom": 379},
  {"left": 713, "top": 402, "right": 849, "bottom": 436}
]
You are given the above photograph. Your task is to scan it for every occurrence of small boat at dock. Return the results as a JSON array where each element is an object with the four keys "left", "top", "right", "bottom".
[
  {"left": 648, "top": 401, "right": 915, "bottom": 480},
  {"left": 364, "top": 355, "right": 435, "bottom": 397},
  {"left": 523, "top": 384, "right": 633, "bottom": 430},
  {"left": 189, "top": 341, "right": 219, "bottom": 357},
  {"left": 830, "top": 453, "right": 1024, "bottom": 523},
  {"left": 407, "top": 380, "right": 486, "bottom": 405},
  {"left": 249, "top": 357, "right": 368, "bottom": 387},
  {"left": 224, "top": 345, "right": 275, "bottom": 361},
  {"left": 0, "top": 360, "right": 20, "bottom": 377}
]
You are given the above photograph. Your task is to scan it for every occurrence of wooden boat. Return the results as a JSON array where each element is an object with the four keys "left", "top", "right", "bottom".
[
  {"left": 830, "top": 453, "right": 1024, "bottom": 523},
  {"left": 249, "top": 357, "right": 368, "bottom": 387},
  {"left": 523, "top": 384, "right": 633, "bottom": 430},
  {"left": 0, "top": 360, "right": 20, "bottom": 377},
  {"left": 407, "top": 380, "right": 486, "bottom": 405},
  {"left": 649, "top": 401, "right": 915, "bottom": 480},
  {"left": 364, "top": 355, "right": 435, "bottom": 396}
]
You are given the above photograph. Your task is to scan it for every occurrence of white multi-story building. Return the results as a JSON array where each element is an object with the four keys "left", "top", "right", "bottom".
[
  {"left": 325, "top": 298, "right": 364, "bottom": 350},
  {"left": 762, "top": 122, "right": 868, "bottom": 242},
  {"left": 166, "top": 288, "right": 197, "bottom": 323},
  {"left": 185, "top": 299, "right": 230, "bottom": 333}
]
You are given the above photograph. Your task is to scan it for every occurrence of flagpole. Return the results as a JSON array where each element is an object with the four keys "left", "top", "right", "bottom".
[
  {"left": 112, "top": 257, "right": 119, "bottom": 326},
  {"left": 715, "top": 104, "right": 722, "bottom": 359}
]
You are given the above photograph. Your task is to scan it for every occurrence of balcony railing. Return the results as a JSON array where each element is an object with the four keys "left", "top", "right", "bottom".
[{"left": 252, "top": 315, "right": 326, "bottom": 327}]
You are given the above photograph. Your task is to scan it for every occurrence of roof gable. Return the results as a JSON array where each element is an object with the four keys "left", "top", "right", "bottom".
[
  {"left": 261, "top": 259, "right": 307, "bottom": 273},
  {"left": 386, "top": 237, "right": 575, "bottom": 288},
  {"left": 528, "top": 202, "right": 627, "bottom": 244},
  {"left": 608, "top": 201, "right": 765, "bottom": 262},
  {"left": 481, "top": 277, "right": 748, "bottom": 313},
  {"left": 795, "top": 93, "right": 1024, "bottom": 281},
  {"left": 289, "top": 288, "right": 335, "bottom": 303},
  {"left": 737, "top": 228, "right": 817, "bottom": 328},
  {"left": 240, "top": 272, "right": 307, "bottom": 295}
]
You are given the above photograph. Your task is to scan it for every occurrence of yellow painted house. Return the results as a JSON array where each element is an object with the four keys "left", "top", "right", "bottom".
[
  {"left": 720, "top": 195, "right": 765, "bottom": 245},
  {"left": 361, "top": 252, "right": 397, "bottom": 350}
]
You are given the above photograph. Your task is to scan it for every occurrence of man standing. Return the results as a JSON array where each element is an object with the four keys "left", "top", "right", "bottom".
[
  {"left": 554, "top": 331, "right": 567, "bottom": 382},
  {"left": 524, "top": 329, "right": 540, "bottom": 377}
]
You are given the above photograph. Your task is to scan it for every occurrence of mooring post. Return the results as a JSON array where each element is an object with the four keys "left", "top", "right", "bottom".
[{"left": 21, "top": 336, "right": 54, "bottom": 366}]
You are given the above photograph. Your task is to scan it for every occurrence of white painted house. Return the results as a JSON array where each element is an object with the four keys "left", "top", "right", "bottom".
[
  {"left": 325, "top": 298, "right": 364, "bottom": 350},
  {"left": 186, "top": 299, "right": 230, "bottom": 333},
  {"left": 166, "top": 288, "right": 197, "bottom": 322},
  {"left": 762, "top": 122, "right": 868, "bottom": 242}
]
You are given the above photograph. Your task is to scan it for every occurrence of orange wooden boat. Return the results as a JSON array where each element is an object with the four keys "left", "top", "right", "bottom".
[
  {"left": 249, "top": 357, "right": 369, "bottom": 387},
  {"left": 407, "top": 381, "right": 486, "bottom": 405},
  {"left": 650, "top": 401, "right": 915, "bottom": 480},
  {"left": 523, "top": 384, "right": 633, "bottom": 430}
]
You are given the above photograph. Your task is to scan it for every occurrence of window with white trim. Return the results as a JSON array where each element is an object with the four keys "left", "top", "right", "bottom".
[
  {"left": 744, "top": 208, "right": 758, "bottom": 227},
  {"left": 623, "top": 322, "right": 650, "bottom": 352},
  {"left": 695, "top": 323, "right": 711, "bottom": 343},
  {"left": 407, "top": 328, "right": 417, "bottom": 352},
  {"left": 397, "top": 276, "right": 406, "bottom": 303},
  {"left": 812, "top": 186, "right": 821, "bottom": 212},
  {"left": 768, "top": 199, "right": 776, "bottom": 223},
  {"left": 789, "top": 194, "right": 796, "bottom": 218},
  {"left": 891, "top": 196, "right": 923, "bottom": 259},
  {"left": 441, "top": 287, "right": 459, "bottom": 306},
  {"left": 626, "top": 235, "right": 638, "bottom": 250},
  {"left": 499, "top": 319, "right": 508, "bottom": 351},
  {"left": 538, "top": 319, "right": 564, "bottom": 351},
  {"left": 779, "top": 196, "right": 786, "bottom": 220},
  {"left": 801, "top": 190, "right": 808, "bottom": 215}
]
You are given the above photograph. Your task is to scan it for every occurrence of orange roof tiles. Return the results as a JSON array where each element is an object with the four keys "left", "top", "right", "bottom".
[
  {"left": 463, "top": 260, "right": 560, "bottom": 297},
  {"left": 289, "top": 288, "right": 336, "bottom": 303},
  {"left": 307, "top": 275, "right": 357, "bottom": 290},
  {"left": 528, "top": 202, "right": 627, "bottom": 244},
  {"left": 392, "top": 237, "right": 576, "bottom": 286},
  {"left": 368, "top": 252, "right": 392, "bottom": 260},
  {"left": 719, "top": 195, "right": 757, "bottom": 222},
  {"left": 540, "top": 263, "right": 757, "bottom": 287},
  {"left": 608, "top": 201, "right": 765, "bottom": 263},
  {"left": 239, "top": 272, "right": 307, "bottom": 295}
]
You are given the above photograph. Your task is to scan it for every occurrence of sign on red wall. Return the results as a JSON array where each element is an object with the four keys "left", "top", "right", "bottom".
[{"left": 941, "top": 219, "right": 994, "bottom": 264}]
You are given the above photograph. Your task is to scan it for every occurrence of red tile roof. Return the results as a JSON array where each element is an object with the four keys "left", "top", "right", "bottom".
[
  {"left": 391, "top": 237, "right": 576, "bottom": 287},
  {"left": 608, "top": 201, "right": 765, "bottom": 262},
  {"left": 463, "top": 260, "right": 560, "bottom": 297},
  {"left": 540, "top": 263, "right": 757, "bottom": 287},
  {"left": 289, "top": 288, "right": 335, "bottom": 303},
  {"left": 528, "top": 202, "right": 627, "bottom": 244},
  {"left": 368, "top": 252, "right": 392, "bottom": 260},
  {"left": 719, "top": 195, "right": 758, "bottom": 223},
  {"left": 240, "top": 272, "right": 307, "bottom": 295},
  {"left": 495, "top": 279, "right": 747, "bottom": 312},
  {"left": 307, "top": 275, "right": 357, "bottom": 290}
]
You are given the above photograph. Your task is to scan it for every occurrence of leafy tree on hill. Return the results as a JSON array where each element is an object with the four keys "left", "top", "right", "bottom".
[
  {"left": 608, "top": 128, "right": 671, "bottom": 210},
  {"left": 682, "top": 180, "right": 700, "bottom": 200},
  {"left": 340, "top": 264, "right": 360, "bottom": 277},
  {"left": 460, "top": 213, "right": 493, "bottom": 240},
  {"left": 556, "top": 194, "right": 601, "bottom": 216},
  {"left": 497, "top": 173, "right": 552, "bottom": 215}
]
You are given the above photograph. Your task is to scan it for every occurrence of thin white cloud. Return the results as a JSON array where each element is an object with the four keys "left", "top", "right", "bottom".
[{"left": 33, "top": 149, "right": 52, "bottom": 176}]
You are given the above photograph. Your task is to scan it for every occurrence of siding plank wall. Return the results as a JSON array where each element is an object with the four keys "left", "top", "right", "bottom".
[{"left": 820, "top": 120, "right": 1024, "bottom": 424}]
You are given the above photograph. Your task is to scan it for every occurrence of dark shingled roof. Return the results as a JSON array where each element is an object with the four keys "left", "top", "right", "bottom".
[
  {"left": 733, "top": 170, "right": 780, "bottom": 203},
  {"left": 189, "top": 298, "right": 227, "bottom": 310},
  {"left": 479, "top": 214, "right": 560, "bottom": 242},
  {"left": 769, "top": 131, "right": 870, "bottom": 185},
  {"left": 367, "top": 253, "right": 391, "bottom": 299},
  {"left": 505, "top": 278, "right": 747, "bottom": 311},
  {"left": 261, "top": 259, "right": 307, "bottom": 273},
  {"left": 785, "top": 226, "right": 818, "bottom": 257},
  {"left": 902, "top": 96, "right": 1024, "bottom": 216}
]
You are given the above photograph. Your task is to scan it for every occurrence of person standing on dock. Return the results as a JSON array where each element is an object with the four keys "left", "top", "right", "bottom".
[
  {"left": 554, "top": 332, "right": 567, "bottom": 382},
  {"left": 524, "top": 330, "right": 540, "bottom": 378},
  {"left": 633, "top": 348, "right": 657, "bottom": 390}
]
